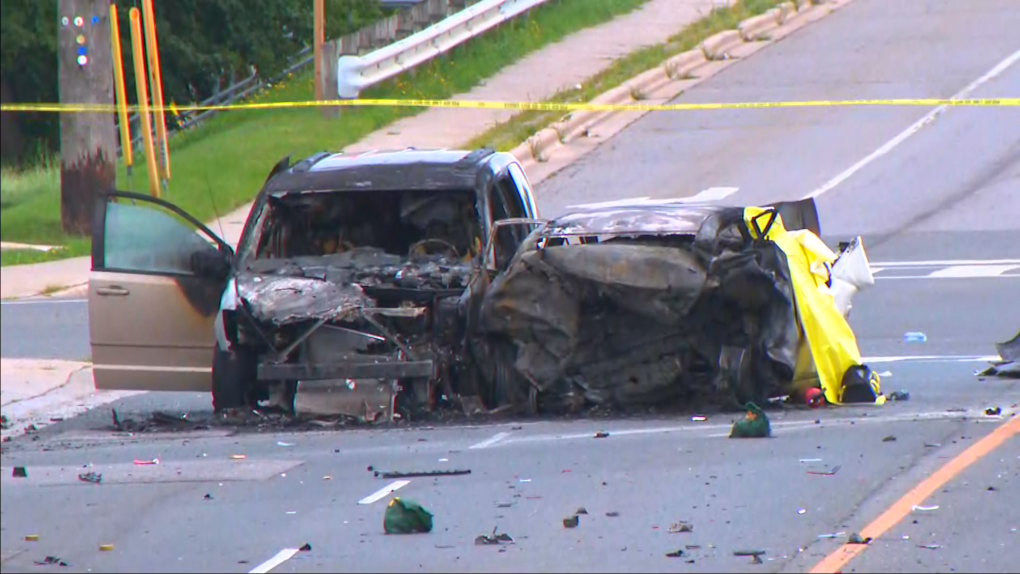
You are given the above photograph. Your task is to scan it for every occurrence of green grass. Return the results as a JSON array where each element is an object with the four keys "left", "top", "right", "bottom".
[
  {"left": 0, "top": 0, "right": 647, "bottom": 267},
  {"left": 466, "top": 0, "right": 787, "bottom": 152}
]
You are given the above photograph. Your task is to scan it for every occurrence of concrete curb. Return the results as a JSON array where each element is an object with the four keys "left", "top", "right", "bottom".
[{"left": 511, "top": 0, "right": 855, "bottom": 172}]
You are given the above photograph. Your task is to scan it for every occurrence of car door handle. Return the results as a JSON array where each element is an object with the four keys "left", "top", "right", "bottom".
[{"left": 96, "top": 286, "right": 130, "bottom": 296}]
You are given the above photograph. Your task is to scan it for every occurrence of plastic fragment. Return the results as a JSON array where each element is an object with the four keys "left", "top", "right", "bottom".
[{"left": 78, "top": 472, "right": 102, "bottom": 484}]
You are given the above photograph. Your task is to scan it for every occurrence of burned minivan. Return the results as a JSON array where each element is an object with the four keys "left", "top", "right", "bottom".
[
  {"left": 475, "top": 198, "right": 882, "bottom": 414},
  {"left": 88, "top": 149, "right": 540, "bottom": 418}
]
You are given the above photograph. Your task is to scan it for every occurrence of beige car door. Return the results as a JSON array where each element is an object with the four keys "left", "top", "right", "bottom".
[{"left": 90, "top": 191, "right": 233, "bottom": 392}]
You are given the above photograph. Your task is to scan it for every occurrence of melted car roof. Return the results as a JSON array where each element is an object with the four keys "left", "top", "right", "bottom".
[{"left": 543, "top": 202, "right": 734, "bottom": 236}]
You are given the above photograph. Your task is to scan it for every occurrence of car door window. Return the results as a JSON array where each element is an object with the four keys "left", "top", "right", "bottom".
[
  {"left": 101, "top": 199, "right": 221, "bottom": 276},
  {"left": 507, "top": 162, "right": 535, "bottom": 217},
  {"left": 489, "top": 172, "right": 529, "bottom": 270}
]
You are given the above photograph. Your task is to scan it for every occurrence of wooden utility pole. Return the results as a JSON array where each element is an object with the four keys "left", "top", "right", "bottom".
[
  {"left": 58, "top": 0, "right": 117, "bottom": 236},
  {"left": 314, "top": 0, "right": 325, "bottom": 102}
]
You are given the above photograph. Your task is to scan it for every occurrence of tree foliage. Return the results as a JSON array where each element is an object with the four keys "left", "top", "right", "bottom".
[{"left": 0, "top": 0, "right": 387, "bottom": 164}]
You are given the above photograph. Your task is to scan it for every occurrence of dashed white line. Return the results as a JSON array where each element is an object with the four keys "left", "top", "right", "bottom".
[
  {"left": 871, "top": 259, "right": 1020, "bottom": 267},
  {"left": 928, "top": 265, "right": 1019, "bottom": 278},
  {"left": 249, "top": 548, "right": 300, "bottom": 574},
  {"left": 862, "top": 355, "right": 1001, "bottom": 364},
  {"left": 357, "top": 479, "right": 410, "bottom": 505},
  {"left": 802, "top": 48, "right": 1020, "bottom": 200},
  {"left": 469, "top": 431, "right": 511, "bottom": 450}
]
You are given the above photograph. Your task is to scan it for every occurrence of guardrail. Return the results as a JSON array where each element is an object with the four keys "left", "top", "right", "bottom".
[{"left": 336, "top": 0, "right": 551, "bottom": 99}]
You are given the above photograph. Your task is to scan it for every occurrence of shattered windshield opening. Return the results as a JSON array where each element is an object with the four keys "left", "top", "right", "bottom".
[{"left": 252, "top": 188, "right": 483, "bottom": 264}]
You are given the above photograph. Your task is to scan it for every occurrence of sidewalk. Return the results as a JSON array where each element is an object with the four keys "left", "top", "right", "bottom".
[{"left": 0, "top": 0, "right": 724, "bottom": 301}]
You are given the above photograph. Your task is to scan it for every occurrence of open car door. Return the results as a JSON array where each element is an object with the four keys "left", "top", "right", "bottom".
[{"left": 90, "top": 191, "right": 233, "bottom": 392}]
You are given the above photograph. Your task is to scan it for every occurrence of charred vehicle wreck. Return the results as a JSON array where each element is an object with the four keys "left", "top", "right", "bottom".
[
  {"left": 215, "top": 149, "right": 541, "bottom": 417},
  {"left": 475, "top": 199, "right": 884, "bottom": 414},
  {"left": 87, "top": 150, "right": 880, "bottom": 420}
]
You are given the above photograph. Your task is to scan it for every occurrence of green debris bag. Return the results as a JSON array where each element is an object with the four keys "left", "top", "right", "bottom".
[
  {"left": 729, "top": 402, "right": 771, "bottom": 439},
  {"left": 384, "top": 497, "right": 434, "bottom": 534}
]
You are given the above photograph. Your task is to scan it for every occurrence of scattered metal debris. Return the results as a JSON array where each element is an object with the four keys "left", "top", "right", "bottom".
[
  {"left": 904, "top": 332, "right": 927, "bottom": 343},
  {"left": 807, "top": 465, "right": 842, "bottom": 476},
  {"left": 911, "top": 505, "right": 939, "bottom": 512},
  {"left": 204, "top": 494, "right": 213, "bottom": 500},
  {"left": 563, "top": 515, "right": 580, "bottom": 528},
  {"left": 817, "top": 532, "right": 846, "bottom": 539},
  {"left": 985, "top": 407, "right": 1002, "bottom": 416},
  {"left": 606, "top": 511, "right": 620, "bottom": 517},
  {"left": 888, "top": 390, "right": 910, "bottom": 401},
  {"left": 77, "top": 472, "right": 102, "bottom": 484},
  {"left": 133, "top": 458, "right": 159, "bottom": 466},
  {"left": 475, "top": 528, "right": 515, "bottom": 546},
  {"left": 12, "top": 466, "right": 27, "bottom": 478},
  {"left": 373, "top": 469, "right": 471, "bottom": 479},
  {"left": 575, "top": 507, "right": 589, "bottom": 515},
  {"left": 924, "top": 443, "right": 941, "bottom": 448},
  {"left": 917, "top": 544, "right": 942, "bottom": 550},
  {"left": 883, "top": 435, "right": 897, "bottom": 442},
  {"left": 594, "top": 431, "right": 610, "bottom": 439},
  {"left": 33, "top": 556, "right": 68, "bottom": 567},
  {"left": 669, "top": 521, "right": 694, "bottom": 533},
  {"left": 299, "top": 543, "right": 312, "bottom": 552},
  {"left": 666, "top": 549, "right": 687, "bottom": 558}
]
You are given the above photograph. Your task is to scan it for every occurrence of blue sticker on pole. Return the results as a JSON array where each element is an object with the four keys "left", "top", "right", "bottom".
[
  {"left": 78, "top": 46, "right": 88, "bottom": 57},
  {"left": 92, "top": 16, "right": 100, "bottom": 25}
]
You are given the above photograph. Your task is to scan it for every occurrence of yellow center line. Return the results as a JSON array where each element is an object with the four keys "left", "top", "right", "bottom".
[{"left": 809, "top": 414, "right": 1020, "bottom": 573}]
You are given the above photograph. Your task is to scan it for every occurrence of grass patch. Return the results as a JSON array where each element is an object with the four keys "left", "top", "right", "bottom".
[
  {"left": 1, "top": 0, "right": 647, "bottom": 267},
  {"left": 466, "top": 0, "right": 786, "bottom": 152}
]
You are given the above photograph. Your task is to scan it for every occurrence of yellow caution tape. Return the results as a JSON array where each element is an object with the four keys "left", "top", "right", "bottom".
[{"left": 1, "top": 97, "right": 1017, "bottom": 115}]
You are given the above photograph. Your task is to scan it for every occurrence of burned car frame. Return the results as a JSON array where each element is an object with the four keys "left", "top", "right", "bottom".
[
  {"left": 88, "top": 148, "right": 541, "bottom": 418},
  {"left": 475, "top": 197, "right": 880, "bottom": 414}
]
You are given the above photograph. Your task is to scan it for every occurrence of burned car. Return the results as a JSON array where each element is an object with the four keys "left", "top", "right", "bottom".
[
  {"left": 88, "top": 148, "right": 540, "bottom": 418},
  {"left": 475, "top": 198, "right": 883, "bottom": 414}
]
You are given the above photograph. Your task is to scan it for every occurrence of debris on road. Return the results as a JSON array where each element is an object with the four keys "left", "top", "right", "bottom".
[
  {"left": 847, "top": 533, "right": 872, "bottom": 545},
  {"left": 99, "top": 545, "right": 114, "bottom": 552},
  {"left": 231, "top": 455, "right": 247, "bottom": 460},
  {"left": 204, "top": 494, "right": 213, "bottom": 500},
  {"left": 77, "top": 472, "right": 102, "bottom": 484},
  {"left": 299, "top": 543, "right": 312, "bottom": 552},
  {"left": 976, "top": 331, "right": 1019, "bottom": 379},
  {"left": 917, "top": 544, "right": 942, "bottom": 550},
  {"left": 594, "top": 431, "right": 610, "bottom": 439},
  {"left": 25, "top": 535, "right": 40, "bottom": 542},
  {"left": 904, "top": 332, "right": 927, "bottom": 343},
  {"left": 807, "top": 465, "right": 841, "bottom": 476},
  {"left": 666, "top": 549, "right": 687, "bottom": 558},
  {"left": 734, "top": 550, "right": 766, "bottom": 564},
  {"left": 33, "top": 556, "right": 68, "bottom": 567},
  {"left": 691, "top": 416, "right": 707, "bottom": 422},
  {"left": 797, "top": 509, "right": 807, "bottom": 515},
  {"left": 924, "top": 443, "right": 941, "bottom": 448},
  {"left": 669, "top": 521, "right": 694, "bottom": 533},
  {"left": 911, "top": 505, "right": 939, "bottom": 512},
  {"left": 606, "top": 511, "right": 620, "bottom": 517},
  {"left": 883, "top": 435, "right": 897, "bottom": 442},
  {"left": 0, "top": 414, "right": 9, "bottom": 430},
  {"left": 373, "top": 469, "right": 471, "bottom": 479},
  {"left": 888, "top": 390, "right": 910, "bottom": 401},
  {"left": 563, "top": 515, "right": 580, "bottom": 528},
  {"left": 817, "top": 532, "right": 846, "bottom": 539},
  {"left": 985, "top": 407, "right": 1002, "bottom": 416},
  {"left": 133, "top": 458, "right": 159, "bottom": 466},
  {"left": 729, "top": 403, "right": 771, "bottom": 438},
  {"left": 12, "top": 466, "right": 27, "bottom": 478},
  {"left": 277, "top": 441, "right": 295, "bottom": 447},
  {"left": 383, "top": 498, "right": 434, "bottom": 534},
  {"left": 575, "top": 507, "right": 589, "bottom": 515},
  {"left": 475, "top": 528, "right": 515, "bottom": 546}
]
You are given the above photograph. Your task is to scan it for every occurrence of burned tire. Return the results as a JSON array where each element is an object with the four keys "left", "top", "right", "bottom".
[
  {"left": 484, "top": 338, "right": 533, "bottom": 413},
  {"left": 212, "top": 346, "right": 256, "bottom": 412}
]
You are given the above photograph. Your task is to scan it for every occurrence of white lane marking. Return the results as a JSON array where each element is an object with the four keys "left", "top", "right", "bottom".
[
  {"left": 875, "top": 274, "right": 1020, "bottom": 281},
  {"left": 928, "top": 265, "right": 1019, "bottom": 278},
  {"left": 0, "top": 298, "right": 88, "bottom": 306},
  {"left": 870, "top": 259, "right": 1020, "bottom": 267},
  {"left": 497, "top": 407, "right": 1019, "bottom": 447},
  {"left": 469, "top": 431, "right": 511, "bottom": 450},
  {"left": 357, "top": 480, "right": 410, "bottom": 505},
  {"left": 802, "top": 48, "right": 1020, "bottom": 200},
  {"left": 565, "top": 188, "right": 739, "bottom": 210},
  {"left": 861, "top": 355, "right": 1001, "bottom": 364},
  {"left": 249, "top": 548, "right": 300, "bottom": 574}
]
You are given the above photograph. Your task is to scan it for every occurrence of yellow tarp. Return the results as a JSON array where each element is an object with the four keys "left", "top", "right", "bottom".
[{"left": 743, "top": 207, "right": 881, "bottom": 405}]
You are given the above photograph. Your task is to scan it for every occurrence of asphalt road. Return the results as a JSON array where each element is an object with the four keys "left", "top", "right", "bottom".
[
  {"left": 2, "top": 0, "right": 1019, "bottom": 572},
  {"left": 0, "top": 299, "right": 89, "bottom": 361}
]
